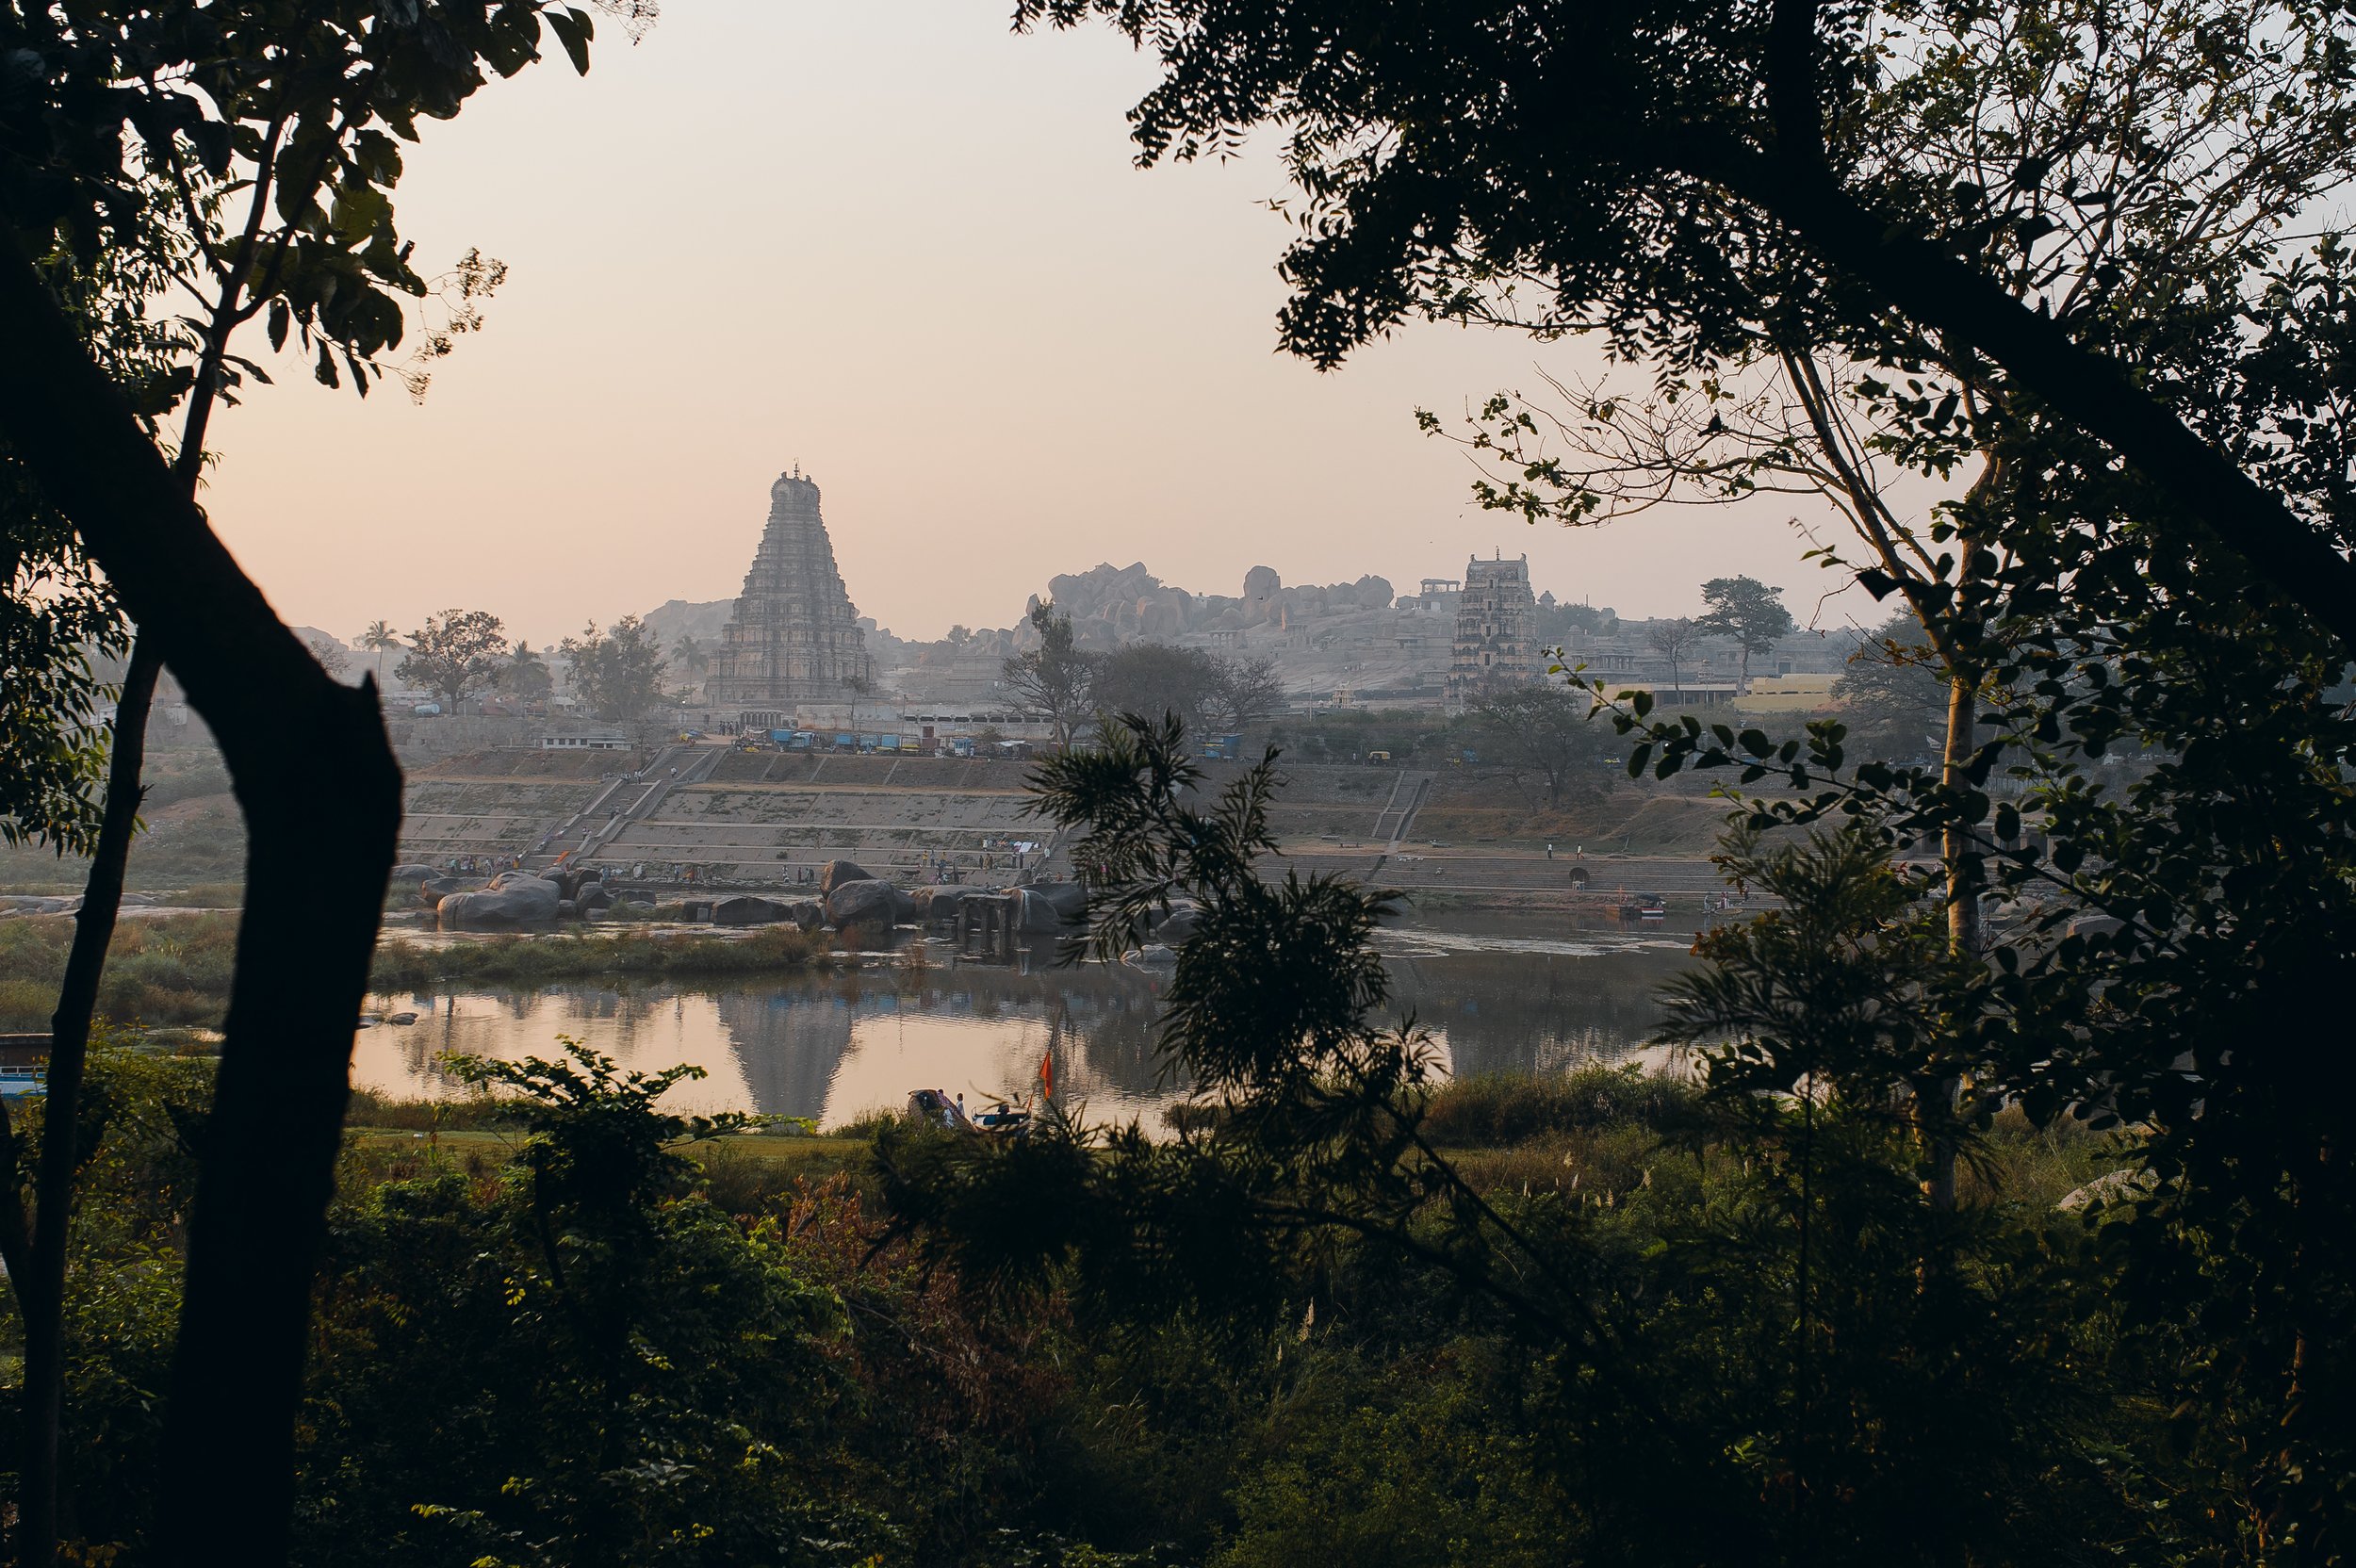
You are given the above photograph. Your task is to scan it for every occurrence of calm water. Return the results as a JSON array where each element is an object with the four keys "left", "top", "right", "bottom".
[{"left": 352, "top": 916, "right": 1698, "bottom": 1127}]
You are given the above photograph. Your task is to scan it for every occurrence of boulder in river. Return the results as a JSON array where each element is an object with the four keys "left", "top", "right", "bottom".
[
  {"left": 0, "top": 895, "right": 79, "bottom": 916},
  {"left": 827, "top": 878, "right": 913, "bottom": 931},
  {"left": 417, "top": 874, "right": 470, "bottom": 907},
  {"left": 437, "top": 873, "right": 562, "bottom": 930},
  {"left": 1000, "top": 881, "right": 1086, "bottom": 933},
  {"left": 1013, "top": 887, "right": 1081, "bottom": 934},
  {"left": 712, "top": 895, "right": 793, "bottom": 926},
  {"left": 910, "top": 885, "right": 977, "bottom": 924},
  {"left": 1024, "top": 881, "right": 1088, "bottom": 921},
  {"left": 819, "top": 858, "right": 876, "bottom": 895}
]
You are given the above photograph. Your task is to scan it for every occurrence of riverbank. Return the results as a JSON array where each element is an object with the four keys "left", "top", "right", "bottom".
[
  {"left": 370, "top": 924, "right": 830, "bottom": 989},
  {"left": 0, "top": 912, "right": 834, "bottom": 1031},
  {"left": 338, "top": 1065, "right": 2119, "bottom": 1214}
]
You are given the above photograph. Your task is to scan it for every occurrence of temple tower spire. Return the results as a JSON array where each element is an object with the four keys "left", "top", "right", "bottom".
[{"left": 704, "top": 470, "right": 875, "bottom": 722}]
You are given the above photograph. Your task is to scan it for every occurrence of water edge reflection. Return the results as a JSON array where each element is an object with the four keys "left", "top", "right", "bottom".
[{"left": 352, "top": 923, "right": 1698, "bottom": 1127}]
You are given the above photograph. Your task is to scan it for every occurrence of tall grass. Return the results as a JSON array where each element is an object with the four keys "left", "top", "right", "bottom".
[
  {"left": 1419, "top": 1063, "right": 1695, "bottom": 1147},
  {"left": 368, "top": 924, "right": 827, "bottom": 989},
  {"left": 343, "top": 1085, "right": 514, "bottom": 1132},
  {"left": 0, "top": 912, "right": 242, "bottom": 1029}
]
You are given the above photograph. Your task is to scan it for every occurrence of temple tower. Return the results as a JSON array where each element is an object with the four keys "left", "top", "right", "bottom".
[
  {"left": 705, "top": 470, "right": 875, "bottom": 724},
  {"left": 1446, "top": 551, "right": 1537, "bottom": 704}
]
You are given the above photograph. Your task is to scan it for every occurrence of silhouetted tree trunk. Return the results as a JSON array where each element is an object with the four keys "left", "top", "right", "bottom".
[
  {"left": 1788, "top": 355, "right": 1987, "bottom": 1213},
  {"left": 13, "top": 637, "right": 158, "bottom": 1568},
  {"left": 0, "top": 241, "right": 402, "bottom": 1568},
  {"left": 1924, "top": 666, "right": 1978, "bottom": 1212},
  {"left": 10, "top": 211, "right": 272, "bottom": 1566}
]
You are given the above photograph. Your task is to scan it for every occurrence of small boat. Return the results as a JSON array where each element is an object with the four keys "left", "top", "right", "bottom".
[
  {"left": 973, "top": 1103, "right": 1032, "bottom": 1135},
  {"left": 906, "top": 1088, "right": 1033, "bottom": 1136},
  {"left": 386, "top": 1012, "right": 418, "bottom": 1026}
]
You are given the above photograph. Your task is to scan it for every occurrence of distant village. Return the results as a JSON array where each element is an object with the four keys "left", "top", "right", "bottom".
[{"left": 266, "top": 468, "right": 1860, "bottom": 759}]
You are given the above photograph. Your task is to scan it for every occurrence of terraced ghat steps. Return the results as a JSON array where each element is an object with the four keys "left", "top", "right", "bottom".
[{"left": 396, "top": 746, "right": 1745, "bottom": 906}]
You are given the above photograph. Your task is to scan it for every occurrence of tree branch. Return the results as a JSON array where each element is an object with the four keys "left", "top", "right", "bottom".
[{"left": 1695, "top": 143, "right": 2356, "bottom": 652}]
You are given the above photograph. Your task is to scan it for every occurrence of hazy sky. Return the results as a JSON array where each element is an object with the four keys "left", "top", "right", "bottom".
[{"left": 200, "top": 0, "right": 1846, "bottom": 647}]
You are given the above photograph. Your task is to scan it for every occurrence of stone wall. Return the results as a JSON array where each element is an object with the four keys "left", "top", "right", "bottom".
[{"left": 382, "top": 715, "right": 548, "bottom": 767}]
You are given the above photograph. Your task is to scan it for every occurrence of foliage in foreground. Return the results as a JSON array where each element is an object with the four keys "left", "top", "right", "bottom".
[
  {"left": 1, "top": 1042, "right": 1138, "bottom": 1566},
  {"left": 874, "top": 717, "right": 2206, "bottom": 1567},
  {"left": 4, "top": 1016, "right": 2146, "bottom": 1568}
]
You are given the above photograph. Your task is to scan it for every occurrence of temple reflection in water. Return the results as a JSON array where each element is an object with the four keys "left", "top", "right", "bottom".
[{"left": 353, "top": 924, "right": 1694, "bottom": 1125}]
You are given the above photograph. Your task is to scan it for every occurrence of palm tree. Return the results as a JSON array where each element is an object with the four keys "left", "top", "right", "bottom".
[
  {"left": 1645, "top": 617, "right": 1703, "bottom": 701},
  {"left": 504, "top": 639, "right": 551, "bottom": 701},
  {"left": 672, "top": 634, "right": 709, "bottom": 693},
  {"left": 359, "top": 620, "right": 401, "bottom": 685}
]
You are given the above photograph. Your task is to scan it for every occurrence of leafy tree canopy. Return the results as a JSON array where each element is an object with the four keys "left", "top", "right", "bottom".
[
  {"left": 1460, "top": 683, "right": 1608, "bottom": 809},
  {"left": 561, "top": 613, "right": 666, "bottom": 725},
  {"left": 398, "top": 608, "right": 506, "bottom": 710},
  {"left": 1092, "top": 642, "right": 1229, "bottom": 739},
  {"left": 1694, "top": 575, "right": 1794, "bottom": 686},
  {"left": 1025, "top": 0, "right": 2356, "bottom": 648}
]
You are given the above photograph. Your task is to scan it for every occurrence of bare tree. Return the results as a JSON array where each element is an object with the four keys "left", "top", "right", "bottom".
[
  {"left": 1003, "top": 600, "right": 1099, "bottom": 749},
  {"left": 1644, "top": 618, "right": 1704, "bottom": 699},
  {"left": 1207, "top": 654, "right": 1285, "bottom": 733}
]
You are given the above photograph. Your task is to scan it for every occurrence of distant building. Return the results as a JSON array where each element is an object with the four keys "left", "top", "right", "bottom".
[
  {"left": 1739, "top": 673, "right": 1837, "bottom": 712},
  {"left": 705, "top": 469, "right": 876, "bottom": 728},
  {"left": 1447, "top": 553, "right": 1537, "bottom": 703}
]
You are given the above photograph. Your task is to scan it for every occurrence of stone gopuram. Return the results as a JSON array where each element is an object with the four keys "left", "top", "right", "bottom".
[
  {"left": 705, "top": 470, "right": 876, "bottom": 727},
  {"left": 1447, "top": 551, "right": 1538, "bottom": 704}
]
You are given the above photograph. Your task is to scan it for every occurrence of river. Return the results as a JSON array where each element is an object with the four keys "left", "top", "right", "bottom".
[{"left": 352, "top": 914, "right": 1699, "bottom": 1128}]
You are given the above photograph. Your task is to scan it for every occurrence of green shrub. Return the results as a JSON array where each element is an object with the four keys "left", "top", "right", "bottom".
[
  {"left": 1211, "top": 1349, "right": 1563, "bottom": 1568},
  {"left": 826, "top": 1107, "right": 900, "bottom": 1141},
  {"left": 0, "top": 975, "right": 57, "bottom": 1030}
]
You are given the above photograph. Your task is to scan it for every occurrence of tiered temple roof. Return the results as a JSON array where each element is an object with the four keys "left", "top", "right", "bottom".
[
  {"left": 1447, "top": 552, "right": 1537, "bottom": 702},
  {"left": 704, "top": 471, "right": 875, "bottom": 718}
]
